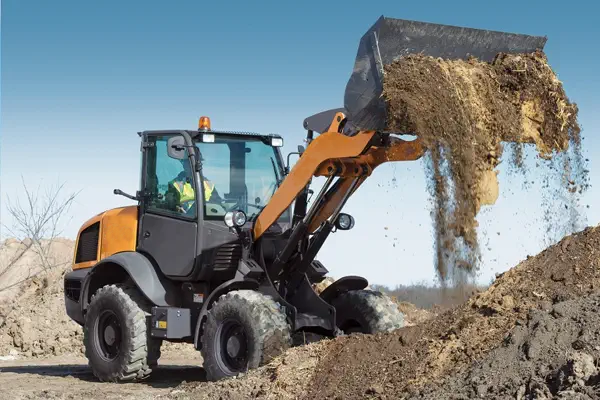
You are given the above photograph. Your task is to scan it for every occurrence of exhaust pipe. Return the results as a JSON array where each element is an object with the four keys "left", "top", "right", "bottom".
[{"left": 343, "top": 16, "right": 547, "bottom": 133}]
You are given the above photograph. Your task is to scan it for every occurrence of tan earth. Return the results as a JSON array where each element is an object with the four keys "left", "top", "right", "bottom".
[
  {"left": 0, "top": 238, "right": 431, "bottom": 399},
  {"left": 4, "top": 225, "right": 599, "bottom": 399}
]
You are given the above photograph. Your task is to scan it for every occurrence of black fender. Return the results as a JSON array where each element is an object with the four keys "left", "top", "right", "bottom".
[
  {"left": 193, "top": 277, "right": 260, "bottom": 350},
  {"left": 319, "top": 275, "right": 369, "bottom": 304},
  {"left": 81, "top": 251, "right": 178, "bottom": 313}
]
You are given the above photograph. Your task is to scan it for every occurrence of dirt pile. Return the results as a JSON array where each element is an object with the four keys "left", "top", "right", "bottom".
[
  {"left": 0, "top": 239, "right": 196, "bottom": 359},
  {"left": 0, "top": 239, "right": 83, "bottom": 358},
  {"left": 170, "top": 341, "right": 332, "bottom": 400},
  {"left": 393, "top": 299, "right": 435, "bottom": 326},
  {"left": 417, "top": 293, "right": 600, "bottom": 399},
  {"left": 171, "top": 226, "right": 600, "bottom": 399},
  {"left": 382, "top": 50, "right": 588, "bottom": 282},
  {"left": 301, "top": 224, "right": 600, "bottom": 399},
  {"left": 0, "top": 264, "right": 85, "bottom": 358},
  {"left": 0, "top": 238, "right": 74, "bottom": 302}
]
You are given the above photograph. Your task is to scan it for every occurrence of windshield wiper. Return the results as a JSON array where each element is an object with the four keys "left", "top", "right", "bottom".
[{"left": 270, "top": 158, "right": 282, "bottom": 187}]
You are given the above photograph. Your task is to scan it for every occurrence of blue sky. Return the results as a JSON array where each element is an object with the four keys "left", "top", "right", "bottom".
[{"left": 1, "top": 0, "right": 599, "bottom": 287}]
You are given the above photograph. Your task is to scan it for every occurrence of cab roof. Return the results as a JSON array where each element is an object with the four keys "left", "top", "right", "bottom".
[{"left": 137, "top": 129, "right": 283, "bottom": 140}]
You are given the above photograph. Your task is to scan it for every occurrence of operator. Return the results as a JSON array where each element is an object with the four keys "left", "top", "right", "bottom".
[{"left": 168, "top": 158, "right": 223, "bottom": 214}]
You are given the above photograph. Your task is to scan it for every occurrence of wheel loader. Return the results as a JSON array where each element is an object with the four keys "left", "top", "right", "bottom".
[{"left": 63, "top": 16, "right": 546, "bottom": 382}]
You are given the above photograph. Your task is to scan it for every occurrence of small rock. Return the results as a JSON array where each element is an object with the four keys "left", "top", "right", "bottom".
[
  {"left": 501, "top": 295, "right": 515, "bottom": 309},
  {"left": 476, "top": 384, "right": 488, "bottom": 396},
  {"left": 561, "top": 237, "right": 572, "bottom": 252},
  {"left": 571, "top": 339, "right": 586, "bottom": 351},
  {"left": 366, "top": 384, "right": 383, "bottom": 395},
  {"left": 12, "top": 335, "right": 23, "bottom": 348},
  {"left": 570, "top": 352, "right": 596, "bottom": 384},
  {"left": 515, "top": 384, "right": 526, "bottom": 400},
  {"left": 9, "top": 349, "right": 18, "bottom": 356}
]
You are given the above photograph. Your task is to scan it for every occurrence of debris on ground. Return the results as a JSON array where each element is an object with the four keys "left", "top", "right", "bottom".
[
  {"left": 3, "top": 227, "right": 600, "bottom": 399},
  {"left": 170, "top": 341, "right": 332, "bottom": 400},
  {"left": 0, "top": 240, "right": 198, "bottom": 360},
  {"left": 303, "top": 225, "right": 600, "bottom": 399},
  {"left": 0, "top": 248, "right": 84, "bottom": 358},
  {"left": 170, "top": 224, "right": 600, "bottom": 399}
]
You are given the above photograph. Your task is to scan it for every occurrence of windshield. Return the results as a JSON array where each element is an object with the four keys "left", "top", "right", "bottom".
[{"left": 196, "top": 135, "right": 289, "bottom": 222}]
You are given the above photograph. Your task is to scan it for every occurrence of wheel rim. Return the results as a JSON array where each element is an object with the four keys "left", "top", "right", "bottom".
[
  {"left": 215, "top": 318, "right": 248, "bottom": 373},
  {"left": 94, "top": 310, "right": 122, "bottom": 362}
]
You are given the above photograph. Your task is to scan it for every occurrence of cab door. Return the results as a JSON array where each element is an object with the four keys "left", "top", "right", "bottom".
[{"left": 138, "top": 133, "right": 199, "bottom": 278}]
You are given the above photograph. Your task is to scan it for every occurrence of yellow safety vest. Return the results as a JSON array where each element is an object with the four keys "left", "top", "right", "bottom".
[
  {"left": 172, "top": 180, "right": 215, "bottom": 211},
  {"left": 203, "top": 180, "right": 215, "bottom": 202}
]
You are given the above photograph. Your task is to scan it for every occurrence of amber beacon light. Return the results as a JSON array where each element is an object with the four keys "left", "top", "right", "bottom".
[{"left": 198, "top": 116, "right": 211, "bottom": 131}]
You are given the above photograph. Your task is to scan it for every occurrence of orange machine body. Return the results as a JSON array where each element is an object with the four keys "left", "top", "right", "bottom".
[{"left": 71, "top": 206, "right": 139, "bottom": 271}]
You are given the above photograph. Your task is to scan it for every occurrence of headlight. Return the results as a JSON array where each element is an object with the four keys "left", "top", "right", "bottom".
[
  {"left": 335, "top": 213, "right": 355, "bottom": 230},
  {"left": 271, "top": 137, "right": 283, "bottom": 147},
  {"left": 224, "top": 210, "right": 247, "bottom": 228}
]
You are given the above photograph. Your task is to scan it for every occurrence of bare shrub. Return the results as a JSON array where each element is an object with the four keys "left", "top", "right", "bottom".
[{"left": 0, "top": 177, "right": 79, "bottom": 294}]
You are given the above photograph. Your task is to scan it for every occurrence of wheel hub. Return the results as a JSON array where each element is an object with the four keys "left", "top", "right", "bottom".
[
  {"left": 217, "top": 319, "right": 248, "bottom": 373},
  {"left": 104, "top": 325, "right": 117, "bottom": 346},
  {"left": 95, "top": 310, "right": 122, "bottom": 362},
  {"left": 226, "top": 332, "right": 246, "bottom": 359}
]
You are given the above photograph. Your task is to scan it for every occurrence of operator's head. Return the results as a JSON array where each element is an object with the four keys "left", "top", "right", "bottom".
[{"left": 180, "top": 159, "right": 192, "bottom": 175}]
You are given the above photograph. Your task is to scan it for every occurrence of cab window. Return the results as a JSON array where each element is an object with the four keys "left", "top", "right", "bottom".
[
  {"left": 144, "top": 135, "right": 196, "bottom": 218},
  {"left": 196, "top": 135, "right": 289, "bottom": 222}
]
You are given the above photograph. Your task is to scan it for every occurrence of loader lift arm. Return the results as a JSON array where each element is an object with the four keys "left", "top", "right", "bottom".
[
  {"left": 252, "top": 111, "right": 424, "bottom": 314},
  {"left": 253, "top": 111, "right": 425, "bottom": 241}
]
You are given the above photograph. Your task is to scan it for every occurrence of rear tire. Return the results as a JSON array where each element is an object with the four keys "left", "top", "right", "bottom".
[
  {"left": 201, "top": 290, "right": 292, "bottom": 381},
  {"left": 83, "top": 284, "right": 161, "bottom": 382},
  {"left": 332, "top": 289, "right": 404, "bottom": 334}
]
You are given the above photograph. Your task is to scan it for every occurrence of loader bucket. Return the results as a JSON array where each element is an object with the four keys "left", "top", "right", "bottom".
[{"left": 343, "top": 16, "right": 547, "bottom": 133}]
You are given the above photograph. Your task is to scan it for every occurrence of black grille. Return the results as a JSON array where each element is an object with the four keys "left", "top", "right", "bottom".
[
  {"left": 64, "top": 279, "right": 82, "bottom": 302},
  {"left": 75, "top": 222, "right": 99, "bottom": 263},
  {"left": 213, "top": 243, "right": 242, "bottom": 271}
]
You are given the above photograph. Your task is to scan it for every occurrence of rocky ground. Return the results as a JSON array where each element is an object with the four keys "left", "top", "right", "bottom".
[{"left": 1, "top": 224, "right": 600, "bottom": 399}]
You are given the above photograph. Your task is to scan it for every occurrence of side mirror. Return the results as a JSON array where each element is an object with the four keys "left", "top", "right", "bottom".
[
  {"left": 167, "top": 136, "right": 186, "bottom": 160},
  {"left": 285, "top": 145, "right": 306, "bottom": 174}
]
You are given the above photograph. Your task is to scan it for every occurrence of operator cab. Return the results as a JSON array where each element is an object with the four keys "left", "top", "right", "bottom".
[{"left": 132, "top": 116, "right": 291, "bottom": 283}]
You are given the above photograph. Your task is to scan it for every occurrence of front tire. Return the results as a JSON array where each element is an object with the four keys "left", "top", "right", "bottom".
[
  {"left": 201, "top": 290, "right": 292, "bottom": 381},
  {"left": 83, "top": 284, "right": 161, "bottom": 382},
  {"left": 332, "top": 289, "right": 405, "bottom": 334}
]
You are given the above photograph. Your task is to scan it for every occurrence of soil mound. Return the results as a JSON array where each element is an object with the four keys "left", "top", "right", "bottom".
[
  {"left": 418, "top": 293, "right": 600, "bottom": 399},
  {"left": 0, "top": 239, "right": 197, "bottom": 359},
  {"left": 0, "top": 264, "right": 85, "bottom": 358},
  {"left": 302, "top": 225, "right": 600, "bottom": 399},
  {"left": 0, "top": 240, "right": 82, "bottom": 358},
  {"left": 171, "top": 226, "right": 600, "bottom": 400},
  {"left": 171, "top": 341, "right": 332, "bottom": 400},
  {"left": 382, "top": 50, "right": 588, "bottom": 282}
]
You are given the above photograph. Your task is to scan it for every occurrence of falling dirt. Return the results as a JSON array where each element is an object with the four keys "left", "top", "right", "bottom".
[{"left": 382, "top": 50, "right": 589, "bottom": 283}]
